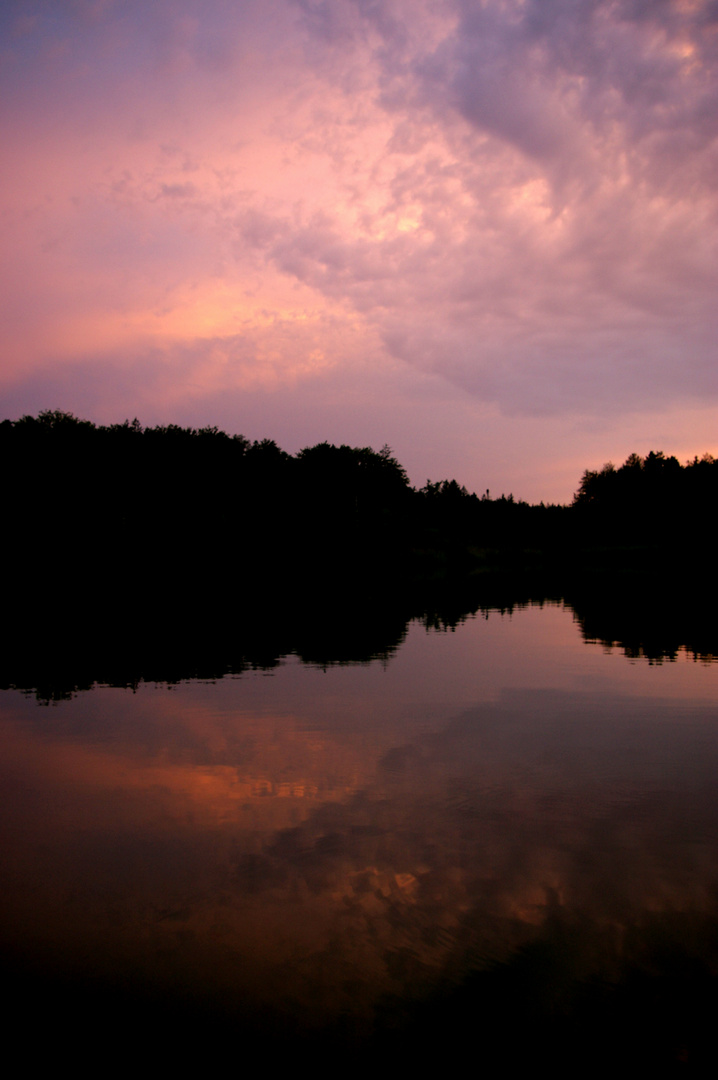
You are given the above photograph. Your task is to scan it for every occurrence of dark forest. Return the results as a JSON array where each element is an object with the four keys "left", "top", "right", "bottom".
[
  {"left": 3, "top": 409, "right": 718, "bottom": 696},
  {"left": 3, "top": 410, "right": 716, "bottom": 584}
]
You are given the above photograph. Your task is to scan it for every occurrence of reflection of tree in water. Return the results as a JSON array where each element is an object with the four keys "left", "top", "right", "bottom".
[
  {"left": 2, "top": 567, "right": 547, "bottom": 701},
  {"left": 7, "top": 574, "right": 718, "bottom": 701},
  {"left": 568, "top": 578, "right": 718, "bottom": 664},
  {"left": 0, "top": 591, "right": 416, "bottom": 702}
]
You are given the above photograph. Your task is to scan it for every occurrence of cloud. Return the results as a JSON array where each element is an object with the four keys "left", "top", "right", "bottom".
[
  {"left": 2, "top": 0, "right": 718, "bottom": 492},
  {"left": 274, "top": 0, "right": 718, "bottom": 414}
]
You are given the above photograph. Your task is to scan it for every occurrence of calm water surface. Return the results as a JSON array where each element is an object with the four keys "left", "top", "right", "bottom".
[{"left": 2, "top": 602, "right": 717, "bottom": 1067}]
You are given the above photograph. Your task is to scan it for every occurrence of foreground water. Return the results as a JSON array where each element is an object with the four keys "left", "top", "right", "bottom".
[{"left": 2, "top": 600, "right": 717, "bottom": 1068}]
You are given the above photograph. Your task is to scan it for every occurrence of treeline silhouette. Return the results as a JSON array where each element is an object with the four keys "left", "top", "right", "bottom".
[
  {"left": 4, "top": 411, "right": 718, "bottom": 590},
  {"left": 573, "top": 450, "right": 718, "bottom": 560},
  {"left": 4, "top": 411, "right": 718, "bottom": 697},
  {"left": 2, "top": 409, "right": 569, "bottom": 591}
]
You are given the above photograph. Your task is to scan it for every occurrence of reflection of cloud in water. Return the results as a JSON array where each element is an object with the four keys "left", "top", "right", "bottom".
[
  {"left": 226, "top": 691, "right": 718, "bottom": 989},
  {"left": 1, "top": 688, "right": 718, "bottom": 1033}
]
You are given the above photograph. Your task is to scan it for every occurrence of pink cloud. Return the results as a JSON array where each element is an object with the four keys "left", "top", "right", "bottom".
[{"left": 3, "top": 0, "right": 718, "bottom": 499}]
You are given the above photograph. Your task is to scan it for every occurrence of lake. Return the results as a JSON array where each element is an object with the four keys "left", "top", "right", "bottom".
[{"left": 2, "top": 598, "right": 717, "bottom": 1070}]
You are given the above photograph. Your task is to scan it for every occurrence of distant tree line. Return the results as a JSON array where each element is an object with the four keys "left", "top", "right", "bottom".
[
  {"left": 2, "top": 412, "right": 716, "bottom": 598},
  {"left": 572, "top": 450, "right": 718, "bottom": 561},
  {"left": 4, "top": 412, "right": 718, "bottom": 697}
]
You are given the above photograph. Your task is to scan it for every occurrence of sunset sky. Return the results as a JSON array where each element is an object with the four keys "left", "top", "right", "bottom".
[{"left": 3, "top": 0, "right": 718, "bottom": 502}]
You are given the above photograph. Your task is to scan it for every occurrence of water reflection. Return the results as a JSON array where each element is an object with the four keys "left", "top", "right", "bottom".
[{"left": 1, "top": 604, "right": 718, "bottom": 1068}]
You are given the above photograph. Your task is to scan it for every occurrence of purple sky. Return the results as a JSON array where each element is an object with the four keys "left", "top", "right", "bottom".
[{"left": 2, "top": 0, "right": 718, "bottom": 501}]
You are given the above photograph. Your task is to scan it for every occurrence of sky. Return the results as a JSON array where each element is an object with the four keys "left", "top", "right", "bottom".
[{"left": 2, "top": 0, "right": 718, "bottom": 503}]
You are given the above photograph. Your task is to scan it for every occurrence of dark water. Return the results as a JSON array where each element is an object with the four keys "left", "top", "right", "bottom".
[{"left": 2, "top": 602, "right": 717, "bottom": 1070}]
